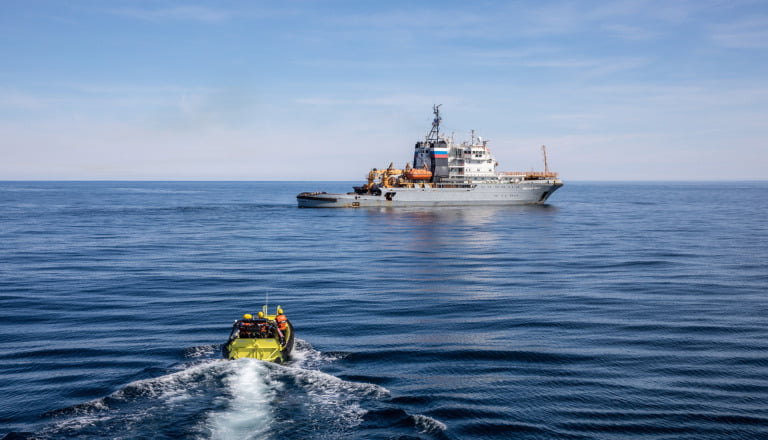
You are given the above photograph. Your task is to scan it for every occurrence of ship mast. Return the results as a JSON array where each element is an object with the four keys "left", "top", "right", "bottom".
[
  {"left": 542, "top": 145, "right": 550, "bottom": 174},
  {"left": 427, "top": 104, "right": 442, "bottom": 142}
]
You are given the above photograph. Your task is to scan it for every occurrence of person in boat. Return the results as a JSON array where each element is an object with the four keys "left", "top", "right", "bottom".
[
  {"left": 237, "top": 313, "right": 257, "bottom": 338},
  {"left": 236, "top": 313, "right": 269, "bottom": 338},
  {"left": 275, "top": 308, "right": 288, "bottom": 331},
  {"left": 274, "top": 307, "right": 288, "bottom": 343},
  {"left": 255, "top": 311, "right": 271, "bottom": 338}
]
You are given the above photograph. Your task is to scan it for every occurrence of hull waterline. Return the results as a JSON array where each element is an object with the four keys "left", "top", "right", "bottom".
[{"left": 298, "top": 182, "right": 563, "bottom": 208}]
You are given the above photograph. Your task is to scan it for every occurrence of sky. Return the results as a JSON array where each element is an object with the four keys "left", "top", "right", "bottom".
[{"left": 1, "top": 0, "right": 767, "bottom": 180}]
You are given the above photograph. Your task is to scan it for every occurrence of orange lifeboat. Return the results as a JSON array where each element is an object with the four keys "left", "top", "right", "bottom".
[{"left": 405, "top": 169, "right": 432, "bottom": 180}]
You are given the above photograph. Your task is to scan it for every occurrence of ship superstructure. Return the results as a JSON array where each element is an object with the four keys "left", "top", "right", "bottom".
[{"left": 297, "top": 106, "right": 563, "bottom": 208}]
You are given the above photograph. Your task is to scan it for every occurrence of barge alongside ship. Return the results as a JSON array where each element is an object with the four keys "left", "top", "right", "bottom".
[{"left": 297, "top": 106, "right": 563, "bottom": 208}]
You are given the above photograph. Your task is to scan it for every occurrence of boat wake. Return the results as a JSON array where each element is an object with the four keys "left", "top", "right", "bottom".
[{"left": 26, "top": 340, "right": 443, "bottom": 440}]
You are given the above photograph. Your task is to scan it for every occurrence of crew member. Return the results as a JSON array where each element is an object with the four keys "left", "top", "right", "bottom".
[
  {"left": 256, "top": 311, "right": 269, "bottom": 337},
  {"left": 275, "top": 308, "right": 288, "bottom": 331},
  {"left": 238, "top": 313, "right": 254, "bottom": 338}
]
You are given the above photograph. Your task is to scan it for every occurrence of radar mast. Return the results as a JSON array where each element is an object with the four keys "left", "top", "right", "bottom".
[{"left": 427, "top": 104, "right": 442, "bottom": 142}]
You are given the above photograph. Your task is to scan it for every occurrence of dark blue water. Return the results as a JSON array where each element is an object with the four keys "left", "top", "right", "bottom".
[{"left": 1, "top": 181, "right": 767, "bottom": 440}]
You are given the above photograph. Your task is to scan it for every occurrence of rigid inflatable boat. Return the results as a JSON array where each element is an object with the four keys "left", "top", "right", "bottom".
[{"left": 223, "top": 306, "right": 294, "bottom": 363}]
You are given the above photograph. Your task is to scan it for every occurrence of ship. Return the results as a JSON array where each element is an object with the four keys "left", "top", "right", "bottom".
[{"left": 297, "top": 106, "right": 563, "bottom": 208}]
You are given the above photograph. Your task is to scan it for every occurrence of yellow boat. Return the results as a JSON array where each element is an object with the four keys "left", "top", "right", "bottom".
[{"left": 223, "top": 306, "right": 294, "bottom": 363}]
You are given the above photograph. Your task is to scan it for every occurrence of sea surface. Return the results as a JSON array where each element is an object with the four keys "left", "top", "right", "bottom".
[{"left": 1, "top": 181, "right": 767, "bottom": 440}]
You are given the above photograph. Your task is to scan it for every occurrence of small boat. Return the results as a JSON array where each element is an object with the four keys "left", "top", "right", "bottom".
[{"left": 223, "top": 306, "right": 295, "bottom": 363}]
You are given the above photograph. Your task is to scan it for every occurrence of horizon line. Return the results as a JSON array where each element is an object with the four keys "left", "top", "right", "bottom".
[{"left": 2, "top": 179, "right": 767, "bottom": 183}]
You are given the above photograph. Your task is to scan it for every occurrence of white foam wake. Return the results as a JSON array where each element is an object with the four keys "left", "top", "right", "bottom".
[
  {"left": 40, "top": 341, "right": 441, "bottom": 439},
  {"left": 44, "top": 360, "right": 226, "bottom": 437},
  {"left": 202, "top": 359, "right": 278, "bottom": 440},
  {"left": 413, "top": 414, "right": 448, "bottom": 433}
]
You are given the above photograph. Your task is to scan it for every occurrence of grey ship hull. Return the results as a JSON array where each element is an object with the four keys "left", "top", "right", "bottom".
[{"left": 297, "top": 181, "right": 563, "bottom": 208}]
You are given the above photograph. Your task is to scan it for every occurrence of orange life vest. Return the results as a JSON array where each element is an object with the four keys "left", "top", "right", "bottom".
[
  {"left": 276, "top": 314, "right": 288, "bottom": 330},
  {"left": 238, "top": 321, "right": 254, "bottom": 337}
]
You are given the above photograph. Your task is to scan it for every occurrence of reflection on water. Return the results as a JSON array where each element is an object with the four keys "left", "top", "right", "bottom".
[
  {"left": 365, "top": 205, "right": 559, "bottom": 248},
  {"left": 353, "top": 204, "right": 563, "bottom": 308},
  {"left": 366, "top": 204, "right": 559, "bottom": 224}
]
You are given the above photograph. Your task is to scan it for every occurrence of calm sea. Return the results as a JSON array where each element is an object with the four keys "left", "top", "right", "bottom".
[{"left": 1, "top": 181, "right": 767, "bottom": 440}]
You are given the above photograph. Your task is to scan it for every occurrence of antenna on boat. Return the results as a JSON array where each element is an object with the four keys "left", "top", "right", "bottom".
[
  {"left": 264, "top": 291, "right": 269, "bottom": 317},
  {"left": 427, "top": 104, "right": 442, "bottom": 142}
]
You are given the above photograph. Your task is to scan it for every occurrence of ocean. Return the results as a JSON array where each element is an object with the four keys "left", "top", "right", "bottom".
[{"left": 1, "top": 181, "right": 766, "bottom": 440}]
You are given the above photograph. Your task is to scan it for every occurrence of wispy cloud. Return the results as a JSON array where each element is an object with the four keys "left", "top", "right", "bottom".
[
  {"left": 602, "top": 24, "right": 662, "bottom": 40},
  {"left": 108, "top": 5, "right": 235, "bottom": 23},
  {"left": 511, "top": 0, "right": 739, "bottom": 39},
  {"left": 711, "top": 16, "right": 768, "bottom": 48},
  {"left": 0, "top": 89, "right": 49, "bottom": 111},
  {"left": 293, "top": 94, "right": 462, "bottom": 111},
  {"left": 462, "top": 49, "right": 651, "bottom": 78}
]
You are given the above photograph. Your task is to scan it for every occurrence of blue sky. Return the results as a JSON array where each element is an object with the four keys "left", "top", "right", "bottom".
[{"left": 1, "top": 0, "right": 767, "bottom": 180}]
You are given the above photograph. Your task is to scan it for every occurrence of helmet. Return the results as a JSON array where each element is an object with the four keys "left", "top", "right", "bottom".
[
  {"left": 243, "top": 313, "right": 252, "bottom": 320},
  {"left": 257, "top": 311, "right": 265, "bottom": 318},
  {"left": 277, "top": 307, "right": 284, "bottom": 314}
]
